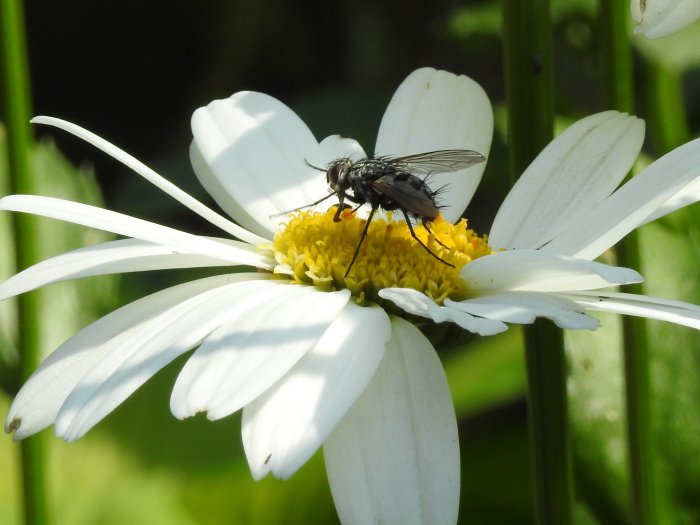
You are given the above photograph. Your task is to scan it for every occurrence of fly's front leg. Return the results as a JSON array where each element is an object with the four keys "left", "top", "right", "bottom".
[{"left": 345, "top": 207, "right": 377, "bottom": 278}]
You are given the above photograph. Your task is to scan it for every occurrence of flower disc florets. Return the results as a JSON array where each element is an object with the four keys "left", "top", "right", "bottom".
[{"left": 270, "top": 207, "right": 491, "bottom": 304}]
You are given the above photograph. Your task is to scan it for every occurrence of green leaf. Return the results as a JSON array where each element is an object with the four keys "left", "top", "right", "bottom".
[{"left": 568, "top": 210, "right": 700, "bottom": 523}]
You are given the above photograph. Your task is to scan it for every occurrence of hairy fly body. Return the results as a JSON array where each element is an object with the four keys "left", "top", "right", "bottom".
[{"left": 291, "top": 149, "right": 486, "bottom": 277}]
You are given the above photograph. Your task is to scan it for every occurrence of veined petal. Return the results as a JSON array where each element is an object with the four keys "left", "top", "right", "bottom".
[
  {"left": 378, "top": 287, "right": 507, "bottom": 336},
  {"left": 545, "top": 137, "right": 700, "bottom": 259},
  {"left": 241, "top": 303, "right": 390, "bottom": 480},
  {"left": 375, "top": 67, "right": 493, "bottom": 221},
  {"left": 489, "top": 111, "right": 644, "bottom": 250},
  {"left": 631, "top": 0, "right": 700, "bottom": 39},
  {"left": 445, "top": 291, "right": 600, "bottom": 330},
  {"left": 0, "top": 195, "right": 271, "bottom": 268},
  {"left": 323, "top": 316, "right": 460, "bottom": 525},
  {"left": 4, "top": 273, "right": 268, "bottom": 440},
  {"left": 54, "top": 278, "right": 284, "bottom": 441},
  {"left": 461, "top": 249, "right": 642, "bottom": 293},
  {"left": 170, "top": 287, "right": 352, "bottom": 420},
  {"left": 0, "top": 238, "right": 269, "bottom": 301},
  {"left": 191, "top": 92, "right": 359, "bottom": 237},
  {"left": 563, "top": 290, "right": 700, "bottom": 330},
  {"left": 31, "top": 116, "right": 266, "bottom": 246}
]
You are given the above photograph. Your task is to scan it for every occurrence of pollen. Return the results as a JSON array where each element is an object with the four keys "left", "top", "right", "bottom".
[{"left": 269, "top": 207, "right": 492, "bottom": 304}]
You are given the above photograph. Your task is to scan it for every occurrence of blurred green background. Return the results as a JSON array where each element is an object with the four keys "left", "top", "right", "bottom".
[{"left": 2, "top": 0, "right": 700, "bottom": 523}]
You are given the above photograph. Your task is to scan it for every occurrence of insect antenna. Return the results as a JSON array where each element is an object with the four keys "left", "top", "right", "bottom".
[
  {"left": 270, "top": 191, "right": 337, "bottom": 217},
  {"left": 402, "top": 210, "right": 455, "bottom": 268},
  {"left": 344, "top": 208, "right": 376, "bottom": 278},
  {"left": 304, "top": 159, "right": 326, "bottom": 171}
]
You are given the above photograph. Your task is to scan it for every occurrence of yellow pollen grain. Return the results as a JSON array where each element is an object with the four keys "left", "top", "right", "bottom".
[{"left": 271, "top": 207, "right": 492, "bottom": 304}]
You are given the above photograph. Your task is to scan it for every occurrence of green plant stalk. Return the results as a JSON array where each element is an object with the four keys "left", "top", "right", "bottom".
[
  {"left": 0, "top": 0, "right": 49, "bottom": 524},
  {"left": 502, "top": 2, "right": 573, "bottom": 524},
  {"left": 599, "top": 4, "right": 660, "bottom": 524},
  {"left": 647, "top": 64, "right": 690, "bottom": 152}
]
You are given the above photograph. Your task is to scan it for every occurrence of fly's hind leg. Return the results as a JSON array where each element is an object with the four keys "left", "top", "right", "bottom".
[
  {"left": 402, "top": 211, "right": 454, "bottom": 268},
  {"left": 422, "top": 220, "right": 451, "bottom": 251}
]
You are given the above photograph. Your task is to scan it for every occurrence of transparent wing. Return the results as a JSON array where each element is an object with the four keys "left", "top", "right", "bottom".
[
  {"left": 372, "top": 177, "right": 440, "bottom": 219},
  {"left": 386, "top": 149, "right": 486, "bottom": 176}
]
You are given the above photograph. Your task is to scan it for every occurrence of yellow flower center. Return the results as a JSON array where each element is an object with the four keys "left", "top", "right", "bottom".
[{"left": 267, "top": 207, "right": 491, "bottom": 304}]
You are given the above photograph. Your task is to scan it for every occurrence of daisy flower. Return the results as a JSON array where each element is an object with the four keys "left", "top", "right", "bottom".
[{"left": 3, "top": 67, "right": 700, "bottom": 524}]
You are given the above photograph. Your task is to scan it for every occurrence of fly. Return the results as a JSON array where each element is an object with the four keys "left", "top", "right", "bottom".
[{"left": 283, "top": 149, "right": 486, "bottom": 277}]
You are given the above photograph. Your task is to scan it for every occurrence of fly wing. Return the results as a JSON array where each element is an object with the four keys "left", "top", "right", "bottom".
[
  {"left": 387, "top": 149, "right": 485, "bottom": 176},
  {"left": 372, "top": 176, "right": 440, "bottom": 219}
]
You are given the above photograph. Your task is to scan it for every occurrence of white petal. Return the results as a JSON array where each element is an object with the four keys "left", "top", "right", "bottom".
[
  {"left": 563, "top": 290, "right": 700, "bottom": 330},
  {"left": 0, "top": 195, "right": 271, "bottom": 268},
  {"left": 378, "top": 287, "right": 507, "bottom": 335},
  {"left": 307, "top": 135, "right": 366, "bottom": 169},
  {"left": 375, "top": 67, "right": 493, "bottom": 221},
  {"left": 0, "top": 238, "right": 263, "bottom": 301},
  {"left": 641, "top": 160, "right": 700, "bottom": 225},
  {"left": 544, "top": 137, "right": 700, "bottom": 259},
  {"left": 445, "top": 291, "right": 600, "bottom": 330},
  {"left": 53, "top": 278, "right": 283, "bottom": 441},
  {"left": 240, "top": 303, "right": 390, "bottom": 480},
  {"left": 461, "top": 250, "right": 642, "bottom": 293},
  {"left": 4, "top": 273, "right": 266, "bottom": 440},
  {"left": 170, "top": 286, "right": 352, "bottom": 420},
  {"left": 191, "top": 92, "right": 359, "bottom": 237},
  {"left": 632, "top": 0, "right": 700, "bottom": 39},
  {"left": 489, "top": 111, "right": 644, "bottom": 250},
  {"left": 30, "top": 116, "right": 266, "bottom": 246},
  {"left": 323, "top": 316, "right": 460, "bottom": 525}
]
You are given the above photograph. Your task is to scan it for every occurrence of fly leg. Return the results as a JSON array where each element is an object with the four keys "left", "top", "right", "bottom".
[
  {"left": 422, "top": 220, "right": 451, "bottom": 250},
  {"left": 345, "top": 207, "right": 376, "bottom": 278},
  {"left": 402, "top": 211, "right": 454, "bottom": 268}
]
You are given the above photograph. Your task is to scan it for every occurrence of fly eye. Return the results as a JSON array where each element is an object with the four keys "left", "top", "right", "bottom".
[{"left": 326, "top": 163, "right": 343, "bottom": 187}]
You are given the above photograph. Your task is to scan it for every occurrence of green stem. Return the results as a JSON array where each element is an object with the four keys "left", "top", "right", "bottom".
[
  {"left": 646, "top": 64, "right": 690, "bottom": 152},
  {"left": 0, "top": 0, "right": 49, "bottom": 524},
  {"left": 503, "top": 2, "right": 573, "bottom": 524},
  {"left": 599, "top": 4, "right": 659, "bottom": 524}
]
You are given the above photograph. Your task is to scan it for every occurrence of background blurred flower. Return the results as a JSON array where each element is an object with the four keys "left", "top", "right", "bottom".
[{"left": 631, "top": 0, "right": 700, "bottom": 39}]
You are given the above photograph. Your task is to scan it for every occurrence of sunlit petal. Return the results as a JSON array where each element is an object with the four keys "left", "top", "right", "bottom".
[
  {"left": 0, "top": 195, "right": 270, "bottom": 268},
  {"left": 0, "top": 238, "right": 266, "bottom": 301},
  {"left": 545, "top": 137, "right": 700, "bottom": 259},
  {"left": 53, "top": 278, "right": 284, "bottom": 441},
  {"left": 241, "top": 303, "right": 390, "bottom": 480},
  {"left": 4, "top": 273, "right": 267, "bottom": 439},
  {"left": 446, "top": 291, "right": 600, "bottom": 330},
  {"left": 563, "top": 290, "right": 700, "bottom": 330},
  {"left": 170, "top": 287, "right": 351, "bottom": 420},
  {"left": 378, "top": 287, "right": 507, "bottom": 335},
  {"left": 324, "top": 317, "right": 459, "bottom": 525},
  {"left": 461, "top": 249, "right": 642, "bottom": 293},
  {"left": 191, "top": 92, "right": 362, "bottom": 237},
  {"left": 375, "top": 67, "right": 493, "bottom": 221},
  {"left": 30, "top": 116, "right": 265, "bottom": 245},
  {"left": 490, "top": 111, "right": 644, "bottom": 250}
]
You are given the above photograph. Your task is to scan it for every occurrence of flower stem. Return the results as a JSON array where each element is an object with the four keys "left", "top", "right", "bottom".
[
  {"left": 0, "top": 0, "right": 49, "bottom": 524},
  {"left": 502, "top": 2, "right": 573, "bottom": 524},
  {"left": 646, "top": 64, "right": 690, "bottom": 152},
  {"left": 599, "top": 4, "right": 660, "bottom": 524}
]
